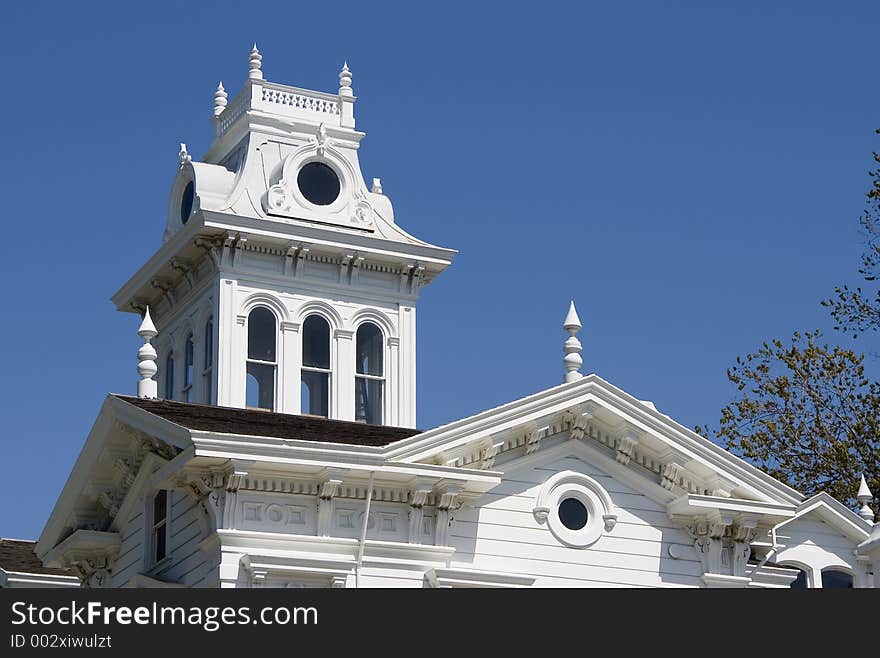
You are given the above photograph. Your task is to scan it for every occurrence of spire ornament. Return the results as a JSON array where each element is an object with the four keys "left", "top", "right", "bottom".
[
  {"left": 213, "top": 81, "right": 228, "bottom": 117},
  {"left": 339, "top": 61, "right": 353, "bottom": 97},
  {"left": 137, "top": 307, "right": 159, "bottom": 399},
  {"left": 249, "top": 44, "right": 263, "bottom": 80},
  {"left": 857, "top": 474, "right": 874, "bottom": 523},
  {"left": 178, "top": 143, "right": 192, "bottom": 168},
  {"left": 563, "top": 301, "right": 583, "bottom": 383}
]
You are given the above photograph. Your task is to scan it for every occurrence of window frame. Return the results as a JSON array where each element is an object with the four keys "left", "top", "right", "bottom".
[
  {"left": 245, "top": 307, "right": 278, "bottom": 411},
  {"left": 300, "top": 314, "right": 332, "bottom": 417},
  {"left": 354, "top": 322, "right": 385, "bottom": 425},
  {"left": 183, "top": 333, "right": 195, "bottom": 403},
  {"left": 148, "top": 489, "right": 171, "bottom": 569},
  {"left": 202, "top": 316, "right": 214, "bottom": 404},
  {"left": 164, "top": 351, "right": 175, "bottom": 400}
]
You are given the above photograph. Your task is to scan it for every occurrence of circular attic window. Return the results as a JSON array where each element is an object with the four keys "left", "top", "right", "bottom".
[
  {"left": 297, "top": 162, "right": 340, "bottom": 206},
  {"left": 180, "top": 181, "right": 195, "bottom": 224},
  {"left": 533, "top": 471, "right": 617, "bottom": 549},
  {"left": 558, "top": 497, "right": 589, "bottom": 530}
]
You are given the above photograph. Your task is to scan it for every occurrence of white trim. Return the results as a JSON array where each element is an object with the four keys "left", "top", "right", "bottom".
[
  {"left": 423, "top": 567, "right": 535, "bottom": 588},
  {"left": 383, "top": 375, "right": 803, "bottom": 505},
  {"left": 0, "top": 568, "right": 80, "bottom": 588}
]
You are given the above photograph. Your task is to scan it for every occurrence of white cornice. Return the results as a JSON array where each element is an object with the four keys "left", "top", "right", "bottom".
[
  {"left": 0, "top": 568, "right": 80, "bottom": 588},
  {"left": 216, "top": 529, "right": 456, "bottom": 566},
  {"left": 202, "top": 212, "right": 456, "bottom": 266},
  {"left": 111, "top": 217, "right": 205, "bottom": 312},
  {"left": 775, "top": 492, "right": 872, "bottom": 543},
  {"left": 667, "top": 494, "right": 796, "bottom": 525},
  {"left": 384, "top": 375, "right": 804, "bottom": 506},
  {"left": 424, "top": 567, "right": 536, "bottom": 588}
]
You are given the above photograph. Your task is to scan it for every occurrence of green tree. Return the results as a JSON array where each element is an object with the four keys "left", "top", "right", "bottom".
[
  {"left": 824, "top": 128, "right": 880, "bottom": 338},
  {"left": 701, "top": 130, "right": 880, "bottom": 510}
]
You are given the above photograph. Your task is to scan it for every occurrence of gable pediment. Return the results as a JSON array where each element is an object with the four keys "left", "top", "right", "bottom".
[
  {"left": 384, "top": 375, "right": 804, "bottom": 509},
  {"left": 37, "top": 396, "right": 188, "bottom": 563}
]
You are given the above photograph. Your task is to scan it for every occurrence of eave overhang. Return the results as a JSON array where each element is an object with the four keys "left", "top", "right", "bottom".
[
  {"left": 111, "top": 209, "right": 457, "bottom": 314},
  {"left": 384, "top": 374, "right": 804, "bottom": 507},
  {"left": 667, "top": 494, "right": 796, "bottom": 527}
]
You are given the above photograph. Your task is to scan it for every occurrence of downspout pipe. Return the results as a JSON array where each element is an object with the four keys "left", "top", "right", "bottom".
[{"left": 355, "top": 472, "right": 375, "bottom": 588}]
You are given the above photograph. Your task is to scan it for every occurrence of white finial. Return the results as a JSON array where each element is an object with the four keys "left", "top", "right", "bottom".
[
  {"left": 371, "top": 178, "right": 383, "bottom": 194},
  {"left": 249, "top": 44, "right": 263, "bottom": 80},
  {"left": 563, "top": 301, "right": 583, "bottom": 383},
  {"left": 178, "top": 143, "right": 191, "bottom": 167},
  {"left": 857, "top": 474, "right": 874, "bottom": 523},
  {"left": 137, "top": 307, "right": 159, "bottom": 399},
  {"left": 339, "top": 61, "right": 353, "bottom": 97},
  {"left": 213, "top": 81, "right": 228, "bottom": 117}
]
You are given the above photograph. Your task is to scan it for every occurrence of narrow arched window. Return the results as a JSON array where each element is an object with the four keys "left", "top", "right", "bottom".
[
  {"left": 788, "top": 568, "right": 808, "bottom": 588},
  {"left": 246, "top": 307, "right": 277, "bottom": 410},
  {"left": 203, "top": 317, "right": 214, "bottom": 404},
  {"left": 355, "top": 322, "right": 384, "bottom": 424},
  {"left": 165, "top": 352, "right": 175, "bottom": 400},
  {"left": 301, "top": 315, "right": 330, "bottom": 416},
  {"left": 821, "top": 569, "right": 853, "bottom": 588},
  {"left": 183, "top": 333, "right": 195, "bottom": 402}
]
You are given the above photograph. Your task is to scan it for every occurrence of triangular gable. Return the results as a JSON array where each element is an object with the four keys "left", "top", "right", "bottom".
[
  {"left": 774, "top": 492, "right": 872, "bottom": 544},
  {"left": 383, "top": 374, "right": 803, "bottom": 507},
  {"left": 37, "top": 395, "right": 190, "bottom": 561}
]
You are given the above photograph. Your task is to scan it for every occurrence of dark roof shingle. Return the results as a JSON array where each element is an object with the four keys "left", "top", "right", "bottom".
[
  {"left": 114, "top": 395, "right": 421, "bottom": 447},
  {"left": 0, "top": 539, "right": 72, "bottom": 575}
]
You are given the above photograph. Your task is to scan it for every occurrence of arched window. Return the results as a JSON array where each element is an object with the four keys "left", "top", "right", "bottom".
[
  {"left": 788, "top": 568, "right": 809, "bottom": 588},
  {"left": 821, "top": 569, "right": 853, "bottom": 588},
  {"left": 301, "top": 315, "right": 330, "bottom": 417},
  {"left": 203, "top": 317, "right": 213, "bottom": 404},
  {"left": 165, "top": 352, "right": 175, "bottom": 400},
  {"left": 183, "top": 333, "right": 194, "bottom": 402},
  {"left": 246, "top": 307, "right": 277, "bottom": 410},
  {"left": 355, "top": 322, "right": 384, "bottom": 424}
]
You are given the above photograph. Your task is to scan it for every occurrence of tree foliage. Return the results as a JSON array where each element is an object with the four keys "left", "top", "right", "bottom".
[
  {"left": 710, "top": 331, "right": 879, "bottom": 508},
  {"left": 824, "top": 128, "right": 880, "bottom": 338},
  {"left": 701, "top": 130, "right": 880, "bottom": 511}
]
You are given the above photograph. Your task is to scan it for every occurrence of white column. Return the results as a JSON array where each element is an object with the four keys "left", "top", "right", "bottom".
[
  {"left": 399, "top": 304, "right": 416, "bottom": 428},
  {"left": 280, "top": 321, "right": 301, "bottom": 414},
  {"left": 217, "top": 278, "right": 237, "bottom": 407},
  {"left": 387, "top": 337, "right": 400, "bottom": 426},
  {"left": 335, "top": 329, "right": 355, "bottom": 421},
  {"left": 231, "top": 312, "right": 247, "bottom": 409}
]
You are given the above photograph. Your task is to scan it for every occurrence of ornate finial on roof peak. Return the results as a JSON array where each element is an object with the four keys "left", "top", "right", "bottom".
[
  {"left": 857, "top": 474, "right": 874, "bottom": 523},
  {"left": 339, "top": 61, "right": 353, "bottom": 97},
  {"left": 249, "top": 44, "right": 263, "bottom": 80},
  {"left": 213, "top": 81, "right": 228, "bottom": 117},
  {"left": 563, "top": 301, "right": 583, "bottom": 384},
  {"left": 137, "top": 307, "right": 158, "bottom": 399},
  {"left": 178, "top": 143, "right": 191, "bottom": 167}
]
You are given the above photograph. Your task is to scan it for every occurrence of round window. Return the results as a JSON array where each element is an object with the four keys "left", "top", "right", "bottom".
[
  {"left": 559, "top": 497, "right": 588, "bottom": 530},
  {"left": 297, "top": 162, "right": 340, "bottom": 206},
  {"left": 180, "top": 181, "right": 194, "bottom": 224}
]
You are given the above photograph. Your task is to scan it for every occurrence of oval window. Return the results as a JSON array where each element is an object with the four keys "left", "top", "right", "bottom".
[
  {"left": 558, "top": 497, "right": 589, "bottom": 530},
  {"left": 180, "top": 181, "right": 194, "bottom": 224},
  {"left": 297, "top": 162, "right": 340, "bottom": 206}
]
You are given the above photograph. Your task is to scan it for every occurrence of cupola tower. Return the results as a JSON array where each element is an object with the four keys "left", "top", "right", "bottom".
[{"left": 113, "top": 48, "right": 455, "bottom": 427}]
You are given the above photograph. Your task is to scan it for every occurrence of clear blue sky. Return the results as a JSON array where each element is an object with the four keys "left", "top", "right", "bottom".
[{"left": 1, "top": 2, "right": 877, "bottom": 539}]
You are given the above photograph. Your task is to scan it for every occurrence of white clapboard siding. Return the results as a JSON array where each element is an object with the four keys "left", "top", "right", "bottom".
[
  {"left": 110, "top": 489, "right": 212, "bottom": 587},
  {"left": 153, "top": 489, "right": 210, "bottom": 585},
  {"left": 449, "top": 454, "right": 702, "bottom": 588},
  {"left": 110, "top": 507, "right": 145, "bottom": 587}
]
